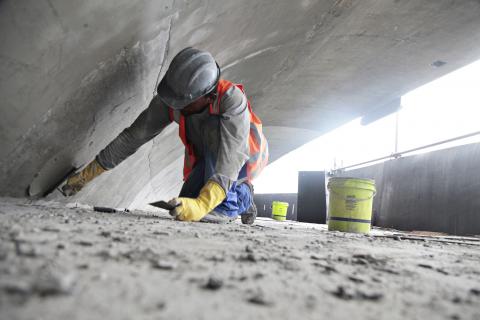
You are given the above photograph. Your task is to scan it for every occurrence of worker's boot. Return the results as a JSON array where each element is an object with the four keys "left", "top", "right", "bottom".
[
  {"left": 201, "top": 211, "right": 236, "bottom": 224},
  {"left": 241, "top": 182, "right": 257, "bottom": 225}
]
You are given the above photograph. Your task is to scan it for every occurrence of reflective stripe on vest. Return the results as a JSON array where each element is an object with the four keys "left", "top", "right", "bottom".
[{"left": 170, "top": 79, "right": 268, "bottom": 182}]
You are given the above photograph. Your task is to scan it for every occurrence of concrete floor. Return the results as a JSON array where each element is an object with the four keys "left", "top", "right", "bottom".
[{"left": 1, "top": 197, "right": 479, "bottom": 320}]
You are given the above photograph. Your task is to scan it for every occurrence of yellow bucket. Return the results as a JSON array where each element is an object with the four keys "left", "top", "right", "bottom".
[
  {"left": 272, "top": 201, "right": 289, "bottom": 221},
  {"left": 327, "top": 177, "right": 376, "bottom": 234}
]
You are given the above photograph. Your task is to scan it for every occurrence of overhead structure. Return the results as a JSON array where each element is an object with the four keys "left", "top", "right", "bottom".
[{"left": 1, "top": 0, "right": 480, "bottom": 208}]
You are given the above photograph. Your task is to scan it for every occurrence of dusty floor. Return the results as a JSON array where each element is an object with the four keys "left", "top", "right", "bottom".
[{"left": 0, "top": 197, "right": 479, "bottom": 320}]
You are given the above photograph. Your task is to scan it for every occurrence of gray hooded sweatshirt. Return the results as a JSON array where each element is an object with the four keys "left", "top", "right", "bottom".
[{"left": 96, "top": 85, "right": 250, "bottom": 194}]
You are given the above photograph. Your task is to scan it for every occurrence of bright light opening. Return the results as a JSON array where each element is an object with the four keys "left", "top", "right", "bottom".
[{"left": 255, "top": 59, "right": 480, "bottom": 194}]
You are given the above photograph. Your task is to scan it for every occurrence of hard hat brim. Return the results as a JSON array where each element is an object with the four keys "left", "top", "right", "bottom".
[{"left": 157, "top": 76, "right": 194, "bottom": 110}]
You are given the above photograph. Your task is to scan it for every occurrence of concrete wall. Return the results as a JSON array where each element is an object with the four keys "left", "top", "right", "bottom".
[
  {"left": 335, "top": 142, "right": 480, "bottom": 236},
  {"left": 254, "top": 193, "right": 297, "bottom": 221}
]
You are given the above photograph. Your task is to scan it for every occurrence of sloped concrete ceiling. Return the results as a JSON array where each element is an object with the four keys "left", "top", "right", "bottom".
[{"left": 1, "top": 0, "right": 480, "bottom": 208}]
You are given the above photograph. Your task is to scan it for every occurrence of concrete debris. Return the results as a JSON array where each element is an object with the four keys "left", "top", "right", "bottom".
[
  {"left": 247, "top": 289, "right": 273, "bottom": 306},
  {"left": 99, "top": 231, "right": 111, "bottom": 237},
  {"left": 76, "top": 263, "right": 89, "bottom": 270},
  {"left": 41, "top": 226, "right": 61, "bottom": 233},
  {"left": 202, "top": 277, "right": 223, "bottom": 290},
  {"left": 331, "top": 286, "right": 383, "bottom": 301},
  {"left": 239, "top": 252, "right": 257, "bottom": 262},
  {"left": 96, "top": 249, "right": 118, "bottom": 260},
  {"left": 347, "top": 276, "right": 365, "bottom": 284},
  {"left": 111, "top": 236, "right": 128, "bottom": 242},
  {"left": 0, "top": 280, "right": 31, "bottom": 296},
  {"left": 32, "top": 271, "right": 76, "bottom": 297},
  {"left": 312, "top": 262, "right": 337, "bottom": 274},
  {"left": 151, "top": 259, "right": 177, "bottom": 270},
  {"left": 436, "top": 268, "right": 450, "bottom": 276},
  {"left": 153, "top": 231, "right": 171, "bottom": 236},
  {"left": 253, "top": 272, "right": 264, "bottom": 280},
  {"left": 0, "top": 198, "right": 479, "bottom": 319},
  {"left": 121, "top": 248, "right": 159, "bottom": 262},
  {"left": 207, "top": 254, "right": 226, "bottom": 262},
  {"left": 470, "top": 288, "right": 480, "bottom": 296},
  {"left": 351, "top": 254, "right": 386, "bottom": 266},
  {"left": 74, "top": 240, "right": 94, "bottom": 247}
]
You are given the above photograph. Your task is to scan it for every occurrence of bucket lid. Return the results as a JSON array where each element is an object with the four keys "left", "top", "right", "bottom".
[
  {"left": 272, "top": 201, "right": 289, "bottom": 206},
  {"left": 328, "top": 177, "right": 376, "bottom": 191},
  {"left": 329, "top": 177, "right": 375, "bottom": 184}
]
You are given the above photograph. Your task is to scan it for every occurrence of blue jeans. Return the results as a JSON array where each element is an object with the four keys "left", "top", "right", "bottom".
[{"left": 178, "top": 155, "right": 252, "bottom": 219}]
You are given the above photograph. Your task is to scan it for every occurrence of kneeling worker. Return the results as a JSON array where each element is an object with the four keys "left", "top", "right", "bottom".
[{"left": 62, "top": 47, "right": 269, "bottom": 224}]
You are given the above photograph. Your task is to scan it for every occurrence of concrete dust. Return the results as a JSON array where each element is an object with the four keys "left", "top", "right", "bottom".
[{"left": 0, "top": 197, "right": 479, "bottom": 320}]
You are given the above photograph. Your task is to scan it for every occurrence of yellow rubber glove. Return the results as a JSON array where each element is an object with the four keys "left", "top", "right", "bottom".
[
  {"left": 169, "top": 180, "right": 226, "bottom": 222},
  {"left": 62, "top": 159, "right": 107, "bottom": 196}
]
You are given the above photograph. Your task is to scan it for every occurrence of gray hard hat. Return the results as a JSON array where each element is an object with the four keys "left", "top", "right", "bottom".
[{"left": 157, "top": 47, "right": 221, "bottom": 109}]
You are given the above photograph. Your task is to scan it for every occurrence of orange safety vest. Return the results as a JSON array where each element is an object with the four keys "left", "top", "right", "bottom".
[{"left": 168, "top": 79, "right": 268, "bottom": 183}]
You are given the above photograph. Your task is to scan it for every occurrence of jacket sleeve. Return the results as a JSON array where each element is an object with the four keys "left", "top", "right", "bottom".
[
  {"left": 96, "top": 95, "right": 172, "bottom": 169},
  {"left": 209, "top": 86, "right": 250, "bottom": 193}
]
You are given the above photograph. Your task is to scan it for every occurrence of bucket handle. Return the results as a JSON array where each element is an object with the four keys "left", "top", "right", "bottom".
[{"left": 329, "top": 189, "right": 376, "bottom": 202}]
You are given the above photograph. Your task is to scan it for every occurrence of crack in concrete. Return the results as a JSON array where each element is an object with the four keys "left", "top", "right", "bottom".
[
  {"left": 152, "top": 11, "right": 175, "bottom": 96},
  {"left": 45, "top": 0, "right": 68, "bottom": 34},
  {"left": 222, "top": 45, "right": 284, "bottom": 72},
  {"left": 144, "top": 2, "right": 176, "bottom": 194},
  {"left": 146, "top": 140, "right": 156, "bottom": 197},
  {"left": 110, "top": 94, "right": 137, "bottom": 115},
  {"left": 89, "top": 111, "right": 97, "bottom": 140},
  {"left": 334, "top": 32, "right": 416, "bottom": 45}
]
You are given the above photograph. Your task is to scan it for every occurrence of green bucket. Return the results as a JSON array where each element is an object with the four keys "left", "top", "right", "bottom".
[
  {"left": 272, "top": 201, "right": 289, "bottom": 221},
  {"left": 327, "top": 177, "right": 376, "bottom": 234}
]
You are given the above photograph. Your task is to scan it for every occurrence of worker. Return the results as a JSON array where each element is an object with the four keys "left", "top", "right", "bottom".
[{"left": 62, "top": 47, "right": 268, "bottom": 224}]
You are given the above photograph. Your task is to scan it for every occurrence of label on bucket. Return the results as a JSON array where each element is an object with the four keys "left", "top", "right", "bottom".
[{"left": 345, "top": 195, "right": 357, "bottom": 210}]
